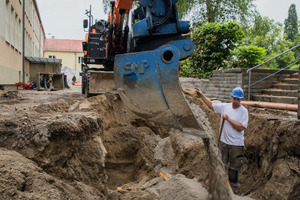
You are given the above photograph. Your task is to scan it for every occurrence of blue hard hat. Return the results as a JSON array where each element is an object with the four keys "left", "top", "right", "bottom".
[{"left": 231, "top": 87, "right": 244, "bottom": 99}]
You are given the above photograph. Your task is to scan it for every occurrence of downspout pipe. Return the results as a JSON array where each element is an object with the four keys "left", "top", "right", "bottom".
[{"left": 22, "top": 0, "right": 25, "bottom": 83}]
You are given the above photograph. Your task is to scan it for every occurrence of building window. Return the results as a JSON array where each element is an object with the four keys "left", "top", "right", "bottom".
[
  {"left": 48, "top": 55, "right": 56, "bottom": 59},
  {"left": 78, "top": 57, "right": 83, "bottom": 64},
  {"left": 14, "top": 13, "right": 18, "bottom": 49},
  {"left": 10, "top": 6, "right": 14, "bottom": 46},
  {"left": 19, "top": 19, "right": 21, "bottom": 51}
]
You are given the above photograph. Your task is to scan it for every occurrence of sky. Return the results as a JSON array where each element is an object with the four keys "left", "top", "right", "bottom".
[
  {"left": 36, "top": 0, "right": 300, "bottom": 40},
  {"left": 36, "top": 0, "right": 107, "bottom": 40}
]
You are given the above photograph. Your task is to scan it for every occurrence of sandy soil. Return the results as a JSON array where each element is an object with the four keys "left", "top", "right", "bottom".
[
  {"left": 0, "top": 86, "right": 299, "bottom": 200},
  {"left": 183, "top": 88, "right": 300, "bottom": 200}
]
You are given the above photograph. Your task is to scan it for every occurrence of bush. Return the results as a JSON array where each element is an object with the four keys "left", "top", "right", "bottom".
[
  {"left": 72, "top": 75, "right": 77, "bottom": 82},
  {"left": 188, "top": 22, "right": 245, "bottom": 78},
  {"left": 232, "top": 45, "right": 266, "bottom": 68},
  {"left": 180, "top": 59, "right": 195, "bottom": 77}
]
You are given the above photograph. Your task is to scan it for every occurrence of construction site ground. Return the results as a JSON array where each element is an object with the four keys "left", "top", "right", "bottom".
[{"left": 0, "top": 86, "right": 299, "bottom": 200}]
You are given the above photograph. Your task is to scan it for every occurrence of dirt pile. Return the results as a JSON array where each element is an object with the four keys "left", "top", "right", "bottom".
[
  {"left": 0, "top": 148, "right": 101, "bottom": 200},
  {"left": 0, "top": 90, "right": 107, "bottom": 199}
]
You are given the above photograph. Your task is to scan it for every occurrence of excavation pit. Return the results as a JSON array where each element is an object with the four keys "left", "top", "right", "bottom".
[{"left": 0, "top": 88, "right": 299, "bottom": 200}]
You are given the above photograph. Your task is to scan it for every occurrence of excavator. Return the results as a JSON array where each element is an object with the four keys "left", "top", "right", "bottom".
[
  {"left": 82, "top": 2, "right": 235, "bottom": 198},
  {"left": 82, "top": 0, "right": 206, "bottom": 138}
]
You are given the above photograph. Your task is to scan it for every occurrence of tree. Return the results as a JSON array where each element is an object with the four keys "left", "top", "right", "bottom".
[
  {"left": 72, "top": 75, "right": 77, "bottom": 83},
  {"left": 243, "top": 14, "right": 297, "bottom": 69},
  {"left": 102, "top": 0, "right": 110, "bottom": 14},
  {"left": 284, "top": 4, "right": 298, "bottom": 42},
  {"left": 243, "top": 16, "right": 283, "bottom": 54},
  {"left": 267, "top": 39, "right": 295, "bottom": 68},
  {"left": 176, "top": 0, "right": 258, "bottom": 25}
]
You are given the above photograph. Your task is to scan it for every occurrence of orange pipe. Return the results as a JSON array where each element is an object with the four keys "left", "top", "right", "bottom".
[{"left": 241, "top": 101, "right": 298, "bottom": 111}]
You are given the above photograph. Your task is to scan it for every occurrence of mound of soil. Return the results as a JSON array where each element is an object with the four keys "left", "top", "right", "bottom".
[{"left": 0, "top": 148, "right": 101, "bottom": 200}]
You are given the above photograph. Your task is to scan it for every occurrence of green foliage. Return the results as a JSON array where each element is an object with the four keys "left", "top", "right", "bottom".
[
  {"left": 242, "top": 15, "right": 298, "bottom": 69},
  {"left": 179, "top": 59, "right": 196, "bottom": 77},
  {"left": 177, "top": 0, "right": 258, "bottom": 26},
  {"left": 284, "top": 4, "right": 298, "bottom": 41},
  {"left": 243, "top": 16, "right": 283, "bottom": 54},
  {"left": 290, "top": 64, "right": 299, "bottom": 70},
  {"left": 72, "top": 75, "right": 77, "bottom": 82},
  {"left": 231, "top": 45, "right": 266, "bottom": 68},
  {"left": 271, "top": 39, "right": 295, "bottom": 68},
  {"left": 187, "top": 22, "right": 244, "bottom": 78}
]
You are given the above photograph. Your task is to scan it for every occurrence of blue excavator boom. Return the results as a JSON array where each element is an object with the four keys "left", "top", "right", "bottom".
[{"left": 83, "top": 0, "right": 207, "bottom": 138}]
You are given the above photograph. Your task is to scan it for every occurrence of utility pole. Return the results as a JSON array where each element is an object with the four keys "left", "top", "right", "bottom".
[{"left": 22, "top": 0, "right": 25, "bottom": 83}]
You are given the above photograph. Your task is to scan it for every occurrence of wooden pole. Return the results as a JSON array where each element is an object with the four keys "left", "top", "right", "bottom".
[{"left": 218, "top": 118, "right": 225, "bottom": 146}]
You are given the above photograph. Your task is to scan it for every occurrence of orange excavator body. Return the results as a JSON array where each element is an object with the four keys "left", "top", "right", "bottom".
[{"left": 107, "top": 0, "right": 135, "bottom": 53}]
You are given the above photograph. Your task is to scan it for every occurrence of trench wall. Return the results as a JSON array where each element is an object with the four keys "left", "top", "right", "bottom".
[{"left": 180, "top": 68, "right": 298, "bottom": 101}]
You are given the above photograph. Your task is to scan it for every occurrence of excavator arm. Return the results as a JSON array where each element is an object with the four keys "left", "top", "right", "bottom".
[
  {"left": 83, "top": 0, "right": 206, "bottom": 138},
  {"left": 110, "top": 0, "right": 206, "bottom": 137}
]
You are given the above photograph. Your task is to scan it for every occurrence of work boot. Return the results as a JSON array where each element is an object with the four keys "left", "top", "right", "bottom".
[{"left": 228, "top": 168, "right": 239, "bottom": 194}]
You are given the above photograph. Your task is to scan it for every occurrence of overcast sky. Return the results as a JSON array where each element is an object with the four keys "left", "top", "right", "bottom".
[
  {"left": 36, "top": 0, "right": 107, "bottom": 40},
  {"left": 36, "top": 0, "right": 300, "bottom": 40}
]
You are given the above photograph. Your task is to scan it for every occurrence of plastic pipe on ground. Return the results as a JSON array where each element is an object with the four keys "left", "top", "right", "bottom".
[{"left": 241, "top": 101, "right": 298, "bottom": 111}]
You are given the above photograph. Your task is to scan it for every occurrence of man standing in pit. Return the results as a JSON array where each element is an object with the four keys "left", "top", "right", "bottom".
[{"left": 196, "top": 87, "right": 249, "bottom": 193}]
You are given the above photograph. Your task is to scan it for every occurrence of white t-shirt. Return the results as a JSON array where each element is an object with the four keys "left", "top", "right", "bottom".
[{"left": 212, "top": 103, "right": 248, "bottom": 146}]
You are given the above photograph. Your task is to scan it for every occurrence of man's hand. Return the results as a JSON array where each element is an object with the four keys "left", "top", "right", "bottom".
[
  {"left": 222, "top": 113, "right": 229, "bottom": 120},
  {"left": 195, "top": 88, "right": 203, "bottom": 97},
  {"left": 222, "top": 113, "right": 245, "bottom": 132},
  {"left": 195, "top": 88, "right": 213, "bottom": 110}
]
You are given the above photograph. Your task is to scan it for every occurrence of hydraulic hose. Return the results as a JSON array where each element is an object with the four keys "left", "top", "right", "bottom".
[{"left": 153, "top": 0, "right": 172, "bottom": 27}]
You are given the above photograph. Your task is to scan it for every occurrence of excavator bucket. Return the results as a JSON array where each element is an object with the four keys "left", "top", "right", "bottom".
[{"left": 114, "top": 40, "right": 207, "bottom": 138}]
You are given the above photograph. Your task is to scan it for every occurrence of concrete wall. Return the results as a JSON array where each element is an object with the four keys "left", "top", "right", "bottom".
[
  {"left": 44, "top": 51, "right": 84, "bottom": 72},
  {"left": 0, "top": 0, "right": 45, "bottom": 84},
  {"left": 181, "top": 68, "right": 298, "bottom": 101}
]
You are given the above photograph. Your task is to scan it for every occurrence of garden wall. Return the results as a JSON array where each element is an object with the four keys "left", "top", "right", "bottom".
[{"left": 180, "top": 68, "right": 297, "bottom": 101}]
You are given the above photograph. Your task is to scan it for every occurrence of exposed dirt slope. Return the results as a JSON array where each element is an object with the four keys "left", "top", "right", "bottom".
[{"left": 183, "top": 88, "right": 300, "bottom": 200}]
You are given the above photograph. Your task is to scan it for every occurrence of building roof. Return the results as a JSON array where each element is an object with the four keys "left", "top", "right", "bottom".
[
  {"left": 44, "top": 37, "right": 84, "bottom": 53},
  {"left": 26, "top": 57, "right": 62, "bottom": 65}
]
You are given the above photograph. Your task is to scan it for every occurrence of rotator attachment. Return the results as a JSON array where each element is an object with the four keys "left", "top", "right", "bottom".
[{"left": 114, "top": 39, "right": 207, "bottom": 138}]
